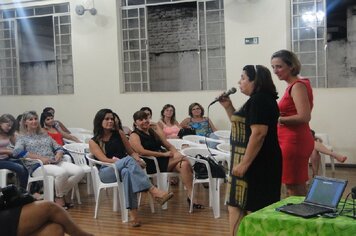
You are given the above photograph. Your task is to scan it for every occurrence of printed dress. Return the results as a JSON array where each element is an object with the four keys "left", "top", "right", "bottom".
[{"left": 227, "top": 92, "right": 282, "bottom": 211}]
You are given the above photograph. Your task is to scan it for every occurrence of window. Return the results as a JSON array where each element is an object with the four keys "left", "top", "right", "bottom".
[
  {"left": 291, "top": 0, "right": 356, "bottom": 88},
  {"left": 0, "top": 3, "right": 73, "bottom": 95},
  {"left": 291, "top": 0, "right": 327, "bottom": 88},
  {"left": 121, "top": 0, "right": 226, "bottom": 92}
]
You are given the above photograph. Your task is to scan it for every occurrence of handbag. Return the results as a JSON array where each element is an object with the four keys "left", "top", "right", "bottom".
[
  {"left": 177, "top": 128, "right": 196, "bottom": 138},
  {"left": 192, "top": 154, "right": 226, "bottom": 179}
]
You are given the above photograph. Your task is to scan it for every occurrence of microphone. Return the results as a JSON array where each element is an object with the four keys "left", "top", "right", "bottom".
[{"left": 209, "top": 87, "right": 237, "bottom": 106}]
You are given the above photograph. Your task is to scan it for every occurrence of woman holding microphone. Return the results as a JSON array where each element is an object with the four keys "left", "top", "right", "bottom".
[{"left": 219, "top": 65, "right": 282, "bottom": 236}]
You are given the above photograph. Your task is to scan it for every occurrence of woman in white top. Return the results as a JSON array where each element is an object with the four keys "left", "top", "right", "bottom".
[
  {"left": 157, "top": 104, "right": 181, "bottom": 139},
  {"left": 13, "top": 111, "right": 85, "bottom": 208}
]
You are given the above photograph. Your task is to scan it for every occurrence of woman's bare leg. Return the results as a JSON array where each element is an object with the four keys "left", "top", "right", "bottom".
[
  {"left": 28, "top": 223, "right": 64, "bottom": 236},
  {"left": 285, "top": 183, "right": 307, "bottom": 196},
  {"left": 172, "top": 160, "right": 194, "bottom": 199},
  {"left": 17, "top": 201, "right": 93, "bottom": 236},
  {"left": 309, "top": 149, "right": 321, "bottom": 177},
  {"left": 128, "top": 209, "right": 141, "bottom": 227},
  {"left": 228, "top": 206, "right": 245, "bottom": 236}
]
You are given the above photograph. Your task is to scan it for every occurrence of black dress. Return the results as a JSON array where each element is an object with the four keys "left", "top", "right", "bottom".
[
  {"left": 0, "top": 206, "right": 22, "bottom": 236},
  {"left": 227, "top": 92, "right": 282, "bottom": 211},
  {"left": 133, "top": 128, "right": 169, "bottom": 174}
]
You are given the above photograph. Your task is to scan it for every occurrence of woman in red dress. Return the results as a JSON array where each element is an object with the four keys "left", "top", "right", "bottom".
[
  {"left": 271, "top": 50, "right": 314, "bottom": 196},
  {"left": 40, "top": 112, "right": 80, "bottom": 145}
]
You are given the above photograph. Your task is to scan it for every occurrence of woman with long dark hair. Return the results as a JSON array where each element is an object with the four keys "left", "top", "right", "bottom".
[{"left": 89, "top": 109, "right": 173, "bottom": 227}]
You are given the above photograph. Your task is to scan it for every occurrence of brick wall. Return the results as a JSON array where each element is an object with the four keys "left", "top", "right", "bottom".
[{"left": 147, "top": 2, "right": 198, "bottom": 53}]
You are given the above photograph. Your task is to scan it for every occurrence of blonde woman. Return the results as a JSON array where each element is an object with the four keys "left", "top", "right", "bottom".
[{"left": 13, "top": 111, "right": 85, "bottom": 208}]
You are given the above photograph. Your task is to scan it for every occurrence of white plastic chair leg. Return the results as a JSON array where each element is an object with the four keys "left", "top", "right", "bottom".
[
  {"left": 113, "top": 188, "right": 118, "bottom": 212},
  {"left": 70, "top": 185, "right": 81, "bottom": 204},
  {"left": 320, "top": 154, "right": 326, "bottom": 177},
  {"left": 0, "top": 169, "right": 10, "bottom": 187},
  {"left": 86, "top": 173, "right": 91, "bottom": 194},
  {"left": 148, "top": 193, "right": 155, "bottom": 213},
  {"left": 211, "top": 179, "right": 220, "bottom": 218},
  {"left": 43, "top": 176, "right": 54, "bottom": 201},
  {"left": 189, "top": 183, "right": 195, "bottom": 213},
  {"left": 94, "top": 189, "right": 102, "bottom": 218},
  {"left": 330, "top": 156, "right": 335, "bottom": 174},
  {"left": 117, "top": 183, "right": 128, "bottom": 223},
  {"left": 158, "top": 174, "right": 170, "bottom": 210}
]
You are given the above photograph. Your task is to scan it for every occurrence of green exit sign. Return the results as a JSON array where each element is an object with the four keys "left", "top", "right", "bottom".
[{"left": 245, "top": 37, "right": 259, "bottom": 45}]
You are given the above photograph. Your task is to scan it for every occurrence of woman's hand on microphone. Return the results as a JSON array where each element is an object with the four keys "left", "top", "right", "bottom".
[{"left": 218, "top": 95, "right": 232, "bottom": 108}]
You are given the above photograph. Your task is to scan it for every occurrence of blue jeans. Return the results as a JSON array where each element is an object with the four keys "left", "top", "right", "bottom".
[
  {"left": 0, "top": 159, "right": 29, "bottom": 188},
  {"left": 99, "top": 156, "right": 152, "bottom": 209}
]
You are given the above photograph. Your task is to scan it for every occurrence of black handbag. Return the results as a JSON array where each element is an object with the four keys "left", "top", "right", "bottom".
[
  {"left": 177, "top": 128, "right": 196, "bottom": 138},
  {"left": 192, "top": 154, "right": 226, "bottom": 179}
]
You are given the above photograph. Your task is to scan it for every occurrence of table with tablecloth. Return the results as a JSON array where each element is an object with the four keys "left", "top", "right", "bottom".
[{"left": 238, "top": 196, "right": 356, "bottom": 235}]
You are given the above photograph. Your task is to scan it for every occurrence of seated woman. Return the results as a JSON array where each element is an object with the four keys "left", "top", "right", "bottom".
[
  {"left": 12, "top": 111, "right": 85, "bottom": 208},
  {"left": 0, "top": 114, "right": 28, "bottom": 189},
  {"left": 140, "top": 107, "right": 164, "bottom": 137},
  {"left": 88, "top": 109, "right": 173, "bottom": 227},
  {"left": 180, "top": 102, "right": 217, "bottom": 137},
  {"left": 130, "top": 110, "right": 203, "bottom": 209},
  {"left": 309, "top": 130, "right": 347, "bottom": 177},
  {"left": 157, "top": 104, "right": 181, "bottom": 139},
  {"left": 43, "top": 107, "right": 71, "bottom": 134},
  {"left": 40, "top": 112, "right": 81, "bottom": 145},
  {"left": 0, "top": 199, "right": 93, "bottom": 236}
]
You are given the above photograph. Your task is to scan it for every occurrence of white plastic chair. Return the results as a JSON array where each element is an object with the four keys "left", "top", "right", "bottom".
[
  {"left": 26, "top": 159, "right": 55, "bottom": 201},
  {"left": 0, "top": 169, "right": 12, "bottom": 188},
  {"left": 167, "top": 138, "right": 201, "bottom": 150},
  {"left": 86, "top": 154, "right": 155, "bottom": 221},
  {"left": 315, "top": 133, "right": 335, "bottom": 176},
  {"left": 180, "top": 146, "right": 228, "bottom": 165},
  {"left": 216, "top": 143, "right": 231, "bottom": 171},
  {"left": 142, "top": 155, "right": 179, "bottom": 210},
  {"left": 180, "top": 147, "right": 227, "bottom": 218},
  {"left": 213, "top": 130, "right": 231, "bottom": 143},
  {"left": 181, "top": 147, "right": 222, "bottom": 218},
  {"left": 86, "top": 154, "right": 129, "bottom": 221},
  {"left": 67, "top": 127, "right": 92, "bottom": 134},
  {"left": 63, "top": 143, "right": 92, "bottom": 195},
  {"left": 72, "top": 133, "right": 93, "bottom": 143},
  {"left": 182, "top": 135, "right": 225, "bottom": 146}
]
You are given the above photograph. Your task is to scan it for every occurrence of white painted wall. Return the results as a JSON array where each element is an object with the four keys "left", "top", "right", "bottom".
[{"left": 1, "top": 0, "right": 356, "bottom": 164}]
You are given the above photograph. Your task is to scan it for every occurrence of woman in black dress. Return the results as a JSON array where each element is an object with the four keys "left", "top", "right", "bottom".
[{"left": 219, "top": 65, "right": 282, "bottom": 236}]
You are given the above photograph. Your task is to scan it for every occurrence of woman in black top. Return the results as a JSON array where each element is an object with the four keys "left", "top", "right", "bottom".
[
  {"left": 219, "top": 65, "right": 282, "bottom": 236},
  {"left": 130, "top": 110, "right": 203, "bottom": 208},
  {"left": 89, "top": 109, "right": 173, "bottom": 227},
  {"left": 0, "top": 200, "right": 93, "bottom": 236}
]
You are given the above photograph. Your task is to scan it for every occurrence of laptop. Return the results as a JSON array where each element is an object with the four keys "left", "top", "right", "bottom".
[{"left": 276, "top": 176, "right": 348, "bottom": 218}]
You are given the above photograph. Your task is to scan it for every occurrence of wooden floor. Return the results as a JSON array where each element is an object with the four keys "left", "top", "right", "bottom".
[{"left": 68, "top": 166, "right": 356, "bottom": 236}]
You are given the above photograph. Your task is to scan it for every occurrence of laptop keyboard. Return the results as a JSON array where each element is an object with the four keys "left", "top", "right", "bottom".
[{"left": 287, "top": 203, "right": 331, "bottom": 215}]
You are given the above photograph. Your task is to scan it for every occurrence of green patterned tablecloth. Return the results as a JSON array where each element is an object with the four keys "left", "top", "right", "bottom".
[{"left": 238, "top": 196, "right": 356, "bottom": 236}]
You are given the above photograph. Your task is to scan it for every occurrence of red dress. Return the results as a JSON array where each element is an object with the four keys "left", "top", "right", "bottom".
[
  {"left": 278, "top": 79, "right": 314, "bottom": 184},
  {"left": 47, "top": 131, "right": 64, "bottom": 145}
]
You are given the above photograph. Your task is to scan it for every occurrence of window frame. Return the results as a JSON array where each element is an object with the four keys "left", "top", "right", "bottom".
[
  {"left": 120, "top": 0, "right": 226, "bottom": 92},
  {"left": 0, "top": 3, "right": 73, "bottom": 95}
]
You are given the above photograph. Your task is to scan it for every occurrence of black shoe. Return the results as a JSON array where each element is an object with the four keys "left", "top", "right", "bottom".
[{"left": 187, "top": 198, "right": 204, "bottom": 209}]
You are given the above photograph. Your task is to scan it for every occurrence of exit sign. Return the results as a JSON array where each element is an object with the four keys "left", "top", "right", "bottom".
[{"left": 245, "top": 37, "right": 259, "bottom": 45}]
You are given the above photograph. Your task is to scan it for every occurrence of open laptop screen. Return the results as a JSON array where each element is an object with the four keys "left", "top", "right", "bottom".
[{"left": 305, "top": 176, "right": 347, "bottom": 208}]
